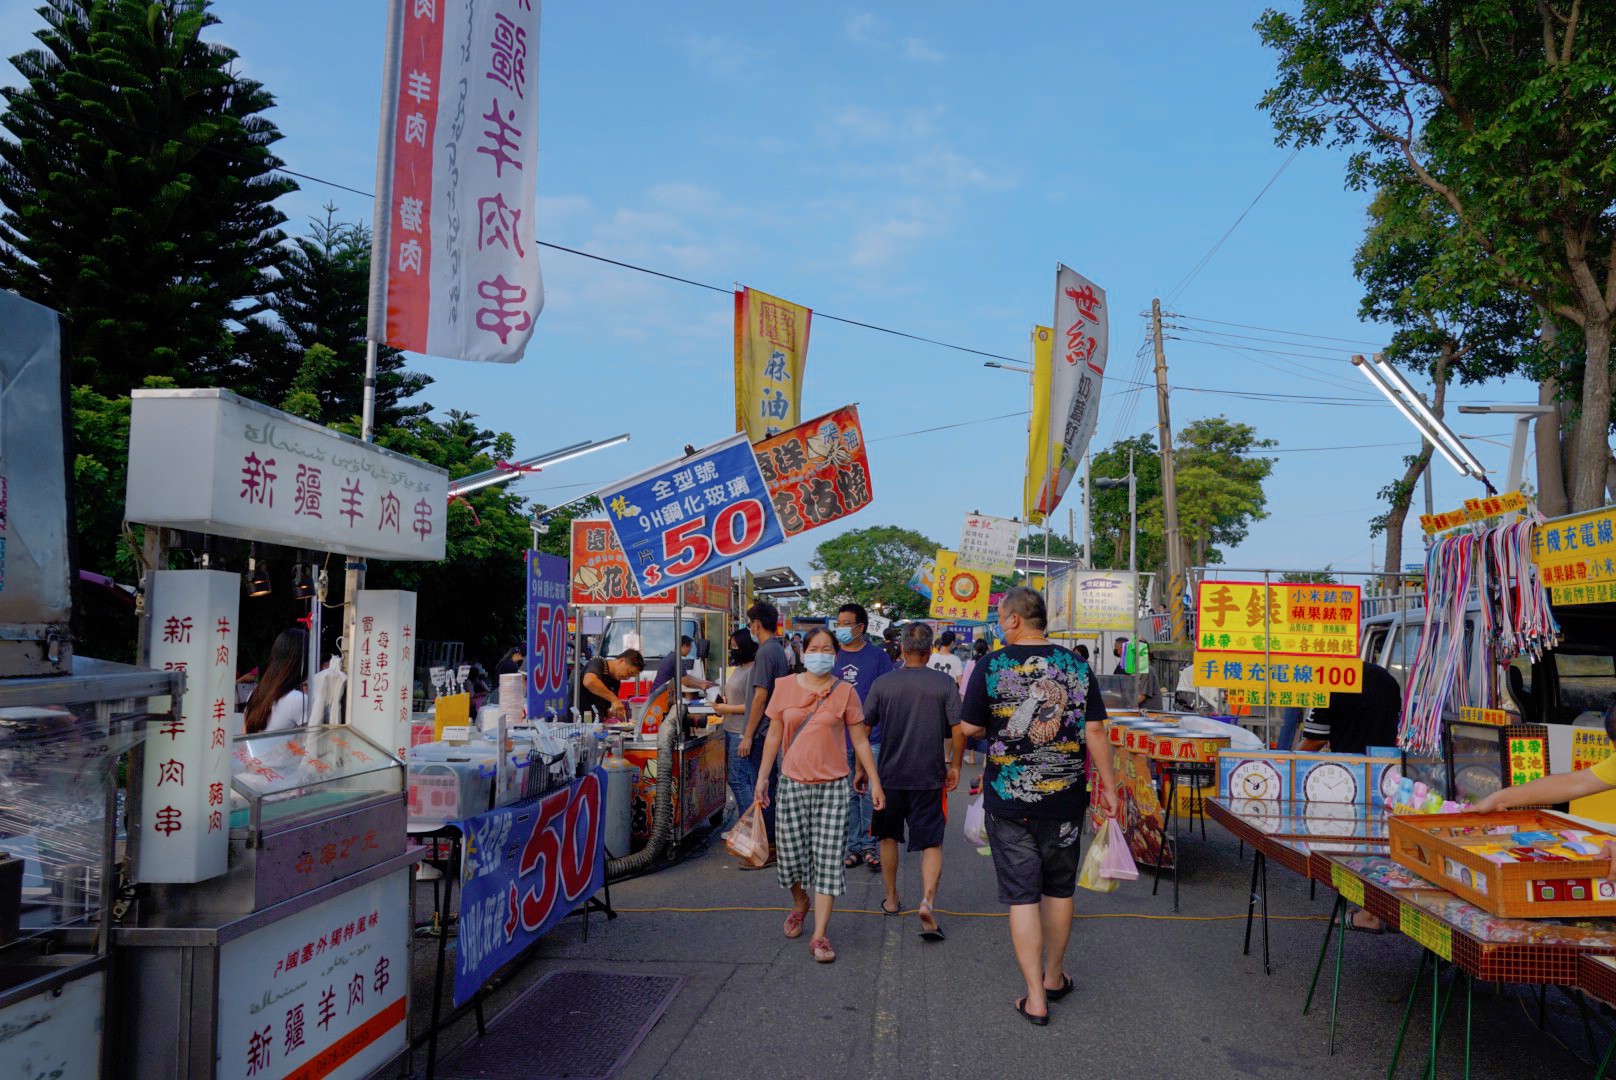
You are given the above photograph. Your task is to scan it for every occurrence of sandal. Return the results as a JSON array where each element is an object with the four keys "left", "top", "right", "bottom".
[
  {"left": 1347, "top": 910, "right": 1387, "bottom": 935},
  {"left": 863, "top": 852, "right": 881, "bottom": 872},
  {"left": 1044, "top": 974, "right": 1074, "bottom": 1001},
  {"left": 810, "top": 937, "right": 836, "bottom": 963},
  {"left": 1014, "top": 997, "right": 1049, "bottom": 1026},
  {"left": 917, "top": 900, "right": 945, "bottom": 941},
  {"left": 844, "top": 853, "right": 862, "bottom": 869},
  {"left": 881, "top": 899, "right": 903, "bottom": 916},
  {"left": 783, "top": 909, "right": 807, "bottom": 939}
]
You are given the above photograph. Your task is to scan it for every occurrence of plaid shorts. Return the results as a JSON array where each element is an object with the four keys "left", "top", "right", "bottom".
[{"left": 775, "top": 775, "right": 851, "bottom": 897}]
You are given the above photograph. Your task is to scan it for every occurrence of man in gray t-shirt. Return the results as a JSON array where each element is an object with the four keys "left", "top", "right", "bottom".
[{"left": 738, "top": 601, "right": 791, "bottom": 847}]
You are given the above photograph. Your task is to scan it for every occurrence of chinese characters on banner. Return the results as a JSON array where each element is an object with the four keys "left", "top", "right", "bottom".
[
  {"left": 125, "top": 391, "right": 448, "bottom": 563},
  {"left": 929, "top": 550, "right": 992, "bottom": 622},
  {"left": 454, "top": 769, "right": 606, "bottom": 1005},
  {"left": 348, "top": 591, "right": 416, "bottom": 764},
  {"left": 140, "top": 570, "right": 239, "bottom": 883},
  {"left": 215, "top": 869, "right": 409, "bottom": 1080},
  {"left": 752, "top": 406, "right": 873, "bottom": 537},
  {"left": 599, "top": 434, "right": 784, "bottom": 596},
  {"left": 1192, "top": 580, "right": 1363, "bottom": 704},
  {"left": 568, "top": 520, "right": 674, "bottom": 606},
  {"left": 957, "top": 512, "right": 1019, "bottom": 575},
  {"left": 1028, "top": 266, "right": 1109, "bottom": 523},
  {"left": 526, "top": 552, "right": 569, "bottom": 718},
  {"left": 1420, "top": 490, "right": 1530, "bottom": 534},
  {"left": 1532, "top": 506, "right": 1616, "bottom": 605},
  {"left": 1068, "top": 571, "right": 1138, "bottom": 634},
  {"left": 734, "top": 287, "right": 811, "bottom": 440},
  {"left": 370, "top": 0, "right": 543, "bottom": 362}
]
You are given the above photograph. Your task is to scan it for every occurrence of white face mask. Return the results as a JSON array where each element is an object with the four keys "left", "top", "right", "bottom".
[{"left": 803, "top": 652, "right": 836, "bottom": 676}]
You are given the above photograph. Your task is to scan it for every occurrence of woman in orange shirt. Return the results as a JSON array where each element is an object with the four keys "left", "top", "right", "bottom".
[{"left": 755, "top": 626, "right": 885, "bottom": 963}]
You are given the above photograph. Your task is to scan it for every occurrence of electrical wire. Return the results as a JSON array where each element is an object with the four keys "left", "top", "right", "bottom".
[
  {"left": 1168, "top": 332, "right": 1381, "bottom": 398},
  {"left": 1165, "top": 147, "right": 1302, "bottom": 305},
  {"left": 1169, "top": 312, "right": 1389, "bottom": 348},
  {"left": 1163, "top": 324, "right": 1370, "bottom": 358}
]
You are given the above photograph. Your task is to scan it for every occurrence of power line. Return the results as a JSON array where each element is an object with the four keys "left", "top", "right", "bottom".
[
  {"left": 1165, "top": 147, "right": 1302, "bottom": 305},
  {"left": 867, "top": 410, "right": 1027, "bottom": 442},
  {"left": 1168, "top": 313, "right": 1388, "bottom": 348},
  {"left": 1163, "top": 323, "right": 1363, "bottom": 359}
]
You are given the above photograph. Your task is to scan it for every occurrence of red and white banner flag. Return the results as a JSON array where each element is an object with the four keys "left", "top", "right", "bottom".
[{"left": 368, "top": 0, "right": 543, "bottom": 363}]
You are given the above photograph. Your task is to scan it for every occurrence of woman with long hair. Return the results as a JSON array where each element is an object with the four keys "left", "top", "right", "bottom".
[
  {"left": 244, "top": 628, "right": 309, "bottom": 735},
  {"left": 754, "top": 626, "right": 884, "bottom": 963}
]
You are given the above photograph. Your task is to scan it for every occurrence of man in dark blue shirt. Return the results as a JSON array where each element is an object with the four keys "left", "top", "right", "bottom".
[{"left": 835, "top": 602, "right": 894, "bottom": 870}]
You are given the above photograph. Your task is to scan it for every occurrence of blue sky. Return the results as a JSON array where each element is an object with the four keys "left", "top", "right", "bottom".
[{"left": 4, "top": 1, "right": 1543, "bottom": 583}]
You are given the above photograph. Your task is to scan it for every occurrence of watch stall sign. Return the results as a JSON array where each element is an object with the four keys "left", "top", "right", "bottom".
[
  {"left": 957, "top": 512, "right": 1019, "bottom": 576},
  {"left": 929, "top": 550, "right": 992, "bottom": 622},
  {"left": 126, "top": 389, "right": 448, "bottom": 562},
  {"left": 568, "top": 520, "right": 674, "bottom": 607},
  {"left": 137, "top": 569, "right": 239, "bottom": 884},
  {"left": 526, "top": 551, "right": 569, "bottom": 719},
  {"left": 348, "top": 591, "right": 417, "bottom": 764},
  {"left": 1532, "top": 506, "right": 1616, "bottom": 605},
  {"left": 752, "top": 405, "right": 873, "bottom": 537},
  {"left": 599, "top": 433, "right": 785, "bottom": 596},
  {"left": 215, "top": 869, "right": 410, "bottom": 1080}
]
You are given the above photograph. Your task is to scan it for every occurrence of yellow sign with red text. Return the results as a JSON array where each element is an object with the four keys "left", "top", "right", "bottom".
[
  {"left": 1194, "top": 582, "right": 1361, "bottom": 658},
  {"left": 1193, "top": 652, "right": 1362, "bottom": 695},
  {"left": 930, "top": 549, "right": 992, "bottom": 622}
]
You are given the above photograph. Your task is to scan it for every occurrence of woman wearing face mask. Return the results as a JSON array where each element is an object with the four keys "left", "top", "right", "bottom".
[
  {"left": 713, "top": 629, "right": 759, "bottom": 825},
  {"left": 754, "top": 626, "right": 884, "bottom": 963}
]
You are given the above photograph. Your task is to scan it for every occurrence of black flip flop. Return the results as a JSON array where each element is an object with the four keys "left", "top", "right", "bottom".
[
  {"left": 1044, "top": 974, "right": 1074, "bottom": 1001},
  {"left": 917, "top": 902, "right": 945, "bottom": 940},
  {"left": 880, "top": 899, "right": 903, "bottom": 917},
  {"left": 1014, "top": 997, "right": 1049, "bottom": 1026}
]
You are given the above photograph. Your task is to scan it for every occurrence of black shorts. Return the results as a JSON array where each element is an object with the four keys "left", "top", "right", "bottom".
[
  {"left": 871, "top": 787, "right": 947, "bottom": 851},
  {"left": 985, "top": 813, "right": 1085, "bottom": 905}
]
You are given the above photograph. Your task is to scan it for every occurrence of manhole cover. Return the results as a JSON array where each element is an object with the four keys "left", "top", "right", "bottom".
[{"left": 437, "top": 970, "right": 684, "bottom": 1079}]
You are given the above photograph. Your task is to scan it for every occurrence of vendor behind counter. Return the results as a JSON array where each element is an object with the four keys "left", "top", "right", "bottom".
[
  {"left": 649, "top": 636, "right": 714, "bottom": 701},
  {"left": 578, "top": 650, "right": 645, "bottom": 721}
]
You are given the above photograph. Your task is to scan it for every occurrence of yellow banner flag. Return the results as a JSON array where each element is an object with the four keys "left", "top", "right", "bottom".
[
  {"left": 734, "top": 287, "right": 811, "bottom": 441},
  {"left": 930, "top": 550, "right": 992, "bottom": 622},
  {"left": 1023, "top": 325, "right": 1055, "bottom": 522}
]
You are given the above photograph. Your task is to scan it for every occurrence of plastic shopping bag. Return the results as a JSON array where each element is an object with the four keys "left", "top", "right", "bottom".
[
  {"left": 724, "top": 801, "right": 771, "bottom": 868},
  {"left": 1098, "top": 818, "right": 1138, "bottom": 882},
  {"left": 1077, "top": 819, "right": 1119, "bottom": 893},
  {"left": 962, "top": 794, "right": 987, "bottom": 847}
]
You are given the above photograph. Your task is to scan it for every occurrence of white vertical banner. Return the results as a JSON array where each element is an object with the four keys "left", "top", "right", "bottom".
[
  {"left": 348, "top": 590, "right": 417, "bottom": 763},
  {"left": 1045, "top": 264, "right": 1109, "bottom": 514},
  {"left": 368, "top": 0, "right": 543, "bottom": 362},
  {"left": 139, "top": 570, "right": 239, "bottom": 883}
]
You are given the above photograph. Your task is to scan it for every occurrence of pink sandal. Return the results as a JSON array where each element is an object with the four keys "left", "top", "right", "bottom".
[
  {"left": 810, "top": 937, "right": 836, "bottom": 963},
  {"left": 783, "top": 909, "right": 807, "bottom": 939}
]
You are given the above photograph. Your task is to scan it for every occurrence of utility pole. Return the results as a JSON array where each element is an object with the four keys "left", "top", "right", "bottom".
[{"left": 1152, "top": 299, "right": 1186, "bottom": 641}]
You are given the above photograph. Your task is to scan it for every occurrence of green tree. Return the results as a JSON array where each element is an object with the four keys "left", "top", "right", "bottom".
[
  {"left": 1087, "top": 434, "right": 1162, "bottom": 572},
  {"left": 237, "top": 205, "right": 431, "bottom": 428},
  {"left": 1352, "top": 176, "right": 1543, "bottom": 580},
  {"left": 0, "top": 0, "right": 294, "bottom": 397},
  {"left": 808, "top": 525, "right": 940, "bottom": 619},
  {"left": 1257, "top": 1, "right": 1616, "bottom": 510},
  {"left": 1279, "top": 567, "right": 1337, "bottom": 584}
]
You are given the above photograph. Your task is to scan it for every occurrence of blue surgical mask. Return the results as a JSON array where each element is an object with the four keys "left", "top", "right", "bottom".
[
  {"left": 804, "top": 653, "right": 836, "bottom": 676},
  {"left": 833, "top": 626, "right": 854, "bottom": 645}
]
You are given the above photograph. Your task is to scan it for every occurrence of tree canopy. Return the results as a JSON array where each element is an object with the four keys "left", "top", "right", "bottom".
[
  {"left": 808, "top": 525, "right": 940, "bottom": 620},
  {"left": 1257, "top": 0, "right": 1616, "bottom": 509}
]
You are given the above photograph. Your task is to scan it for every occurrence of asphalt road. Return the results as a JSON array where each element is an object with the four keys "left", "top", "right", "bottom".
[{"left": 405, "top": 767, "right": 1605, "bottom": 1079}]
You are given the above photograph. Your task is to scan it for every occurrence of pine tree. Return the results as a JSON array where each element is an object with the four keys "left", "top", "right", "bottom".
[
  {"left": 0, "top": 0, "right": 294, "bottom": 396},
  {"left": 237, "top": 205, "right": 432, "bottom": 427}
]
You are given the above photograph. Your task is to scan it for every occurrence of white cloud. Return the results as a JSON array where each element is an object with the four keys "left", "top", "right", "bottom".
[
  {"left": 901, "top": 37, "right": 944, "bottom": 63},
  {"left": 843, "top": 12, "right": 943, "bottom": 62},
  {"left": 680, "top": 33, "right": 758, "bottom": 80},
  {"left": 850, "top": 215, "right": 934, "bottom": 267}
]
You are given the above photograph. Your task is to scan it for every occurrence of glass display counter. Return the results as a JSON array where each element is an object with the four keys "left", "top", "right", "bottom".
[{"left": 0, "top": 658, "right": 180, "bottom": 1080}]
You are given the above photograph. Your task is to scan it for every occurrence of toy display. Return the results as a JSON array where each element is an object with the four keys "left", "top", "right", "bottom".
[{"left": 1390, "top": 809, "right": 1616, "bottom": 918}]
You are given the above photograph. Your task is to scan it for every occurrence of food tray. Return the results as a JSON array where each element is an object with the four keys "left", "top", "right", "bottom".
[{"left": 1388, "top": 809, "right": 1616, "bottom": 919}]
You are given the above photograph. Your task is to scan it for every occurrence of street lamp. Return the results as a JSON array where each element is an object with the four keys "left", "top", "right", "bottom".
[{"left": 1091, "top": 449, "right": 1137, "bottom": 575}]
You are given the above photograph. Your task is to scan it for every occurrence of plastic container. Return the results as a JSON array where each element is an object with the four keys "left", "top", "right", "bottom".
[{"left": 407, "top": 741, "right": 498, "bottom": 826}]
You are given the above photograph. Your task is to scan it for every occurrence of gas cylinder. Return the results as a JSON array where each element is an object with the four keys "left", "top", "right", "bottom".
[{"left": 602, "top": 737, "right": 639, "bottom": 858}]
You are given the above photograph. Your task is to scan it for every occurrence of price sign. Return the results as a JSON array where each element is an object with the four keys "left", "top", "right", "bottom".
[
  {"left": 599, "top": 434, "right": 784, "bottom": 596},
  {"left": 526, "top": 551, "right": 570, "bottom": 719}
]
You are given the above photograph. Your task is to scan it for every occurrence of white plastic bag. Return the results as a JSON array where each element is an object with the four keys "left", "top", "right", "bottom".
[
  {"left": 1077, "top": 819, "right": 1119, "bottom": 893},
  {"left": 963, "top": 794, "right": 987, "bottom": 847}
]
